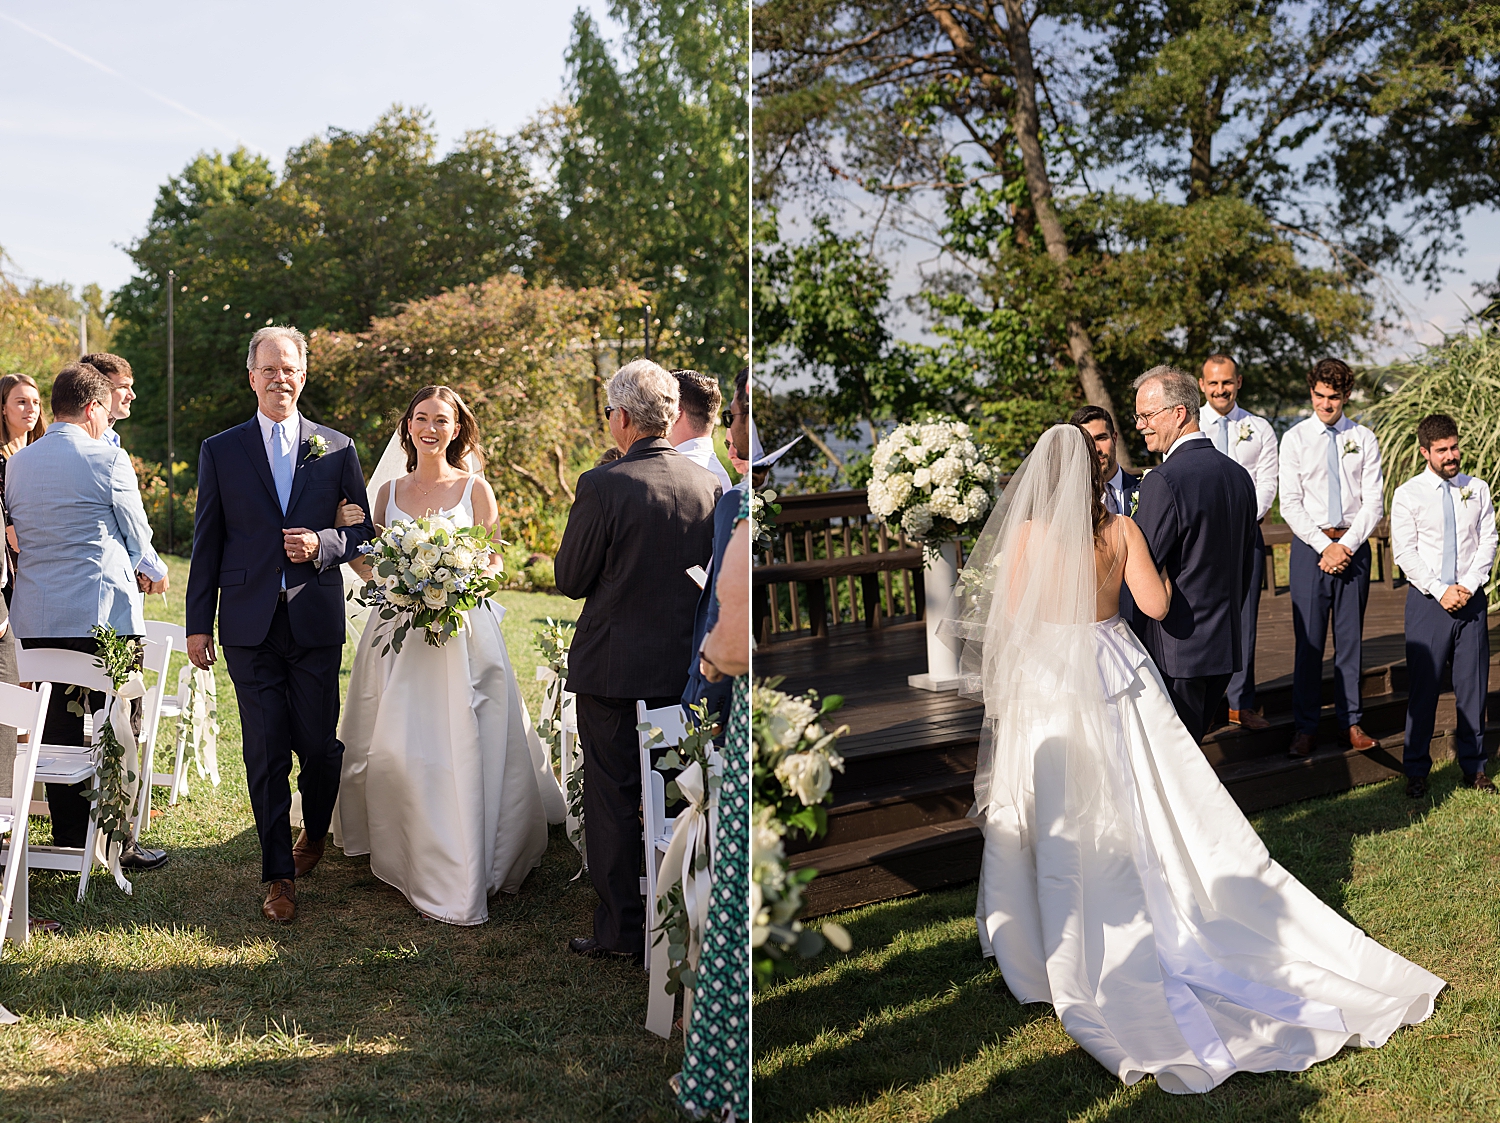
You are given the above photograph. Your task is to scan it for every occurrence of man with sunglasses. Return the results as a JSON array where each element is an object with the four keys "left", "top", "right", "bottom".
[{"left": 1127, "top": 365, "right": 1259, "bottom": 745}]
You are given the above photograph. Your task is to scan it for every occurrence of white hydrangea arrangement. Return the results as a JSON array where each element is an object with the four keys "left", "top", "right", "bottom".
[{"left": 867, "top": 418, "right": 998, "bottom": 549}]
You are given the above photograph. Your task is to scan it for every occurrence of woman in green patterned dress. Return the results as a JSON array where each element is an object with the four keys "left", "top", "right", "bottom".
[{"left": 675, "top": 487, "right": 750, "bottom": 1119}]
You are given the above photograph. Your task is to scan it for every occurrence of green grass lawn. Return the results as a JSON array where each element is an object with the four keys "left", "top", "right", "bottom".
[
  {"left": 755, "top": 766, "right": 1500, "bottom": 1123},
  {"left": 0, "top": 557, "right": 686, "bottom": 1122}
]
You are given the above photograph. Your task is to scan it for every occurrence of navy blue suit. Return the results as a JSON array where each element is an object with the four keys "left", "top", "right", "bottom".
[
  {"left": 681, "top": 485, "right": 743, "bottom": 728},
  {"left": 186, "top": 415, "right": 373, "bottom": 882},
  {"left": 1129, "top": 436, "right": 1258, "bottom": 744}
]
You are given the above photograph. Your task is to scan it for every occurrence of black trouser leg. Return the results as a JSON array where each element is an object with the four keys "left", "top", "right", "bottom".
[
  {"left": 22, "top": 636, "right": 110, "bottom": 848},
  {"left": 223, "top": 602, "right": 344, "bottom": 883},
  {"left": 1160, "top": 672, "right": 1232, "bottom": 746},
  {"left": 575, "top": 692, "right": 679, "bottom": 956}
]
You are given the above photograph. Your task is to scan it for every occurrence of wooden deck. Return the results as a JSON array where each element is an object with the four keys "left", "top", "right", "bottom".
[{"left": 761, "top": 582, "right": 1500, "bottom": 916}]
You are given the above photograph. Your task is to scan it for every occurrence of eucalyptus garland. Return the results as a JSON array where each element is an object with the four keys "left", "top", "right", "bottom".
[
  {"left": 533, "top": 617, "right": 585, "bottom": 868},
  {"left": 77, "top": 624, "right": 146, "bottom": 894}
]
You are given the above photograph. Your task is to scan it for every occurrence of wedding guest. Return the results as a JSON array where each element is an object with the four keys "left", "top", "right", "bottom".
[
  {"left": 683, "top": 368, "right": 749, "bottom": 730},
  {"left": 83, "top": 353, "right": 168, "bottom": 584},
  {"left": 1279, "top": 358, "right": 1383, "bottom": 758},
  {"left": 594, "top": 445, "right": 624, "bottom": 467},
  {"left": 0, "top": 374, "right": 45, "bottom": 602},
  {"left": 669, "top": 368, "right": 733, "bottom": 494},
  {"left": 1391, "top": 414, "right": 1497, "bottom": 797},
  {"left": 676, "top": 489, "right": 750, "bottom": 1121},
  {"left": 5, "top": 363, "right": 167, "bottom": 868},
  {"left": 1199, "top": 354, "right": 1279, "bottom": 730},
  {"left": 1070, "top": 405, "right": 1139, "bottom": 515},
  {"left": 555, "top": 359, "right": 718, "bottom": 962}
]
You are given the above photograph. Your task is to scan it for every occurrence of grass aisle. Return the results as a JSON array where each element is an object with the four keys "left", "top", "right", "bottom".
[
  {"left": 755, "top": 763, "right": 1500, "bottom": 1123},
  {"left": 0, "top": 557, "right": 684, "bottom": 1122}
]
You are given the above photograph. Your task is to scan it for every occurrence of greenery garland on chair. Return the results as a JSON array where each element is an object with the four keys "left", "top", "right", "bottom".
[
  {"left": 533, "top": 617, "right": 584, "bottom": 867},
  {"left": 175, "top": 663, "right": 221, "bottom": 796},
  {"left": 78, "top": 624, "right": 147, "bottom": 894}
]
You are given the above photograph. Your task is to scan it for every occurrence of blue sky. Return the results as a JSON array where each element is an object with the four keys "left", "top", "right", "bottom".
[{"left": 0, "top": 1, "right": 613, "bottom": 295}]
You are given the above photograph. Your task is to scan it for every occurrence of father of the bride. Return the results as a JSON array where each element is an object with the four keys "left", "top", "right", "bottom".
[
  {"left": 185, "top": 326, "right": 374, "bottom": 922},
  {"left": 1128, "top": 365, "right": 1258, "bottom": 745}
]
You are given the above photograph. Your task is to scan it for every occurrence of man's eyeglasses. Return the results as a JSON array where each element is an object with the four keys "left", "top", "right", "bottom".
[
  {"left": 604, "top": 405, "right": 618, "bottom": 420},
  {"left": 255, "top": 366, "right": 304, "bottom": 379},
  {"left": 722, "top": 407, "right": 744, "bottom": 428},
  {"left": 1131, "top": 404, "right": 1180, "bottom": 428}
]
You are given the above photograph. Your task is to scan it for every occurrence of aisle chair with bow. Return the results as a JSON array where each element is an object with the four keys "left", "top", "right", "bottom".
[
  {"left": 636, "top": 700, "right": 720, "bottom": 1039},
  {"left": 130, "top": 632, "right": 177, "bottom": 839},
  {"left": 15, "top": 648, "right": 133, "bottom": 902},
  {"left": 0, "top": 680, "right": 53, "bottom": 949}
]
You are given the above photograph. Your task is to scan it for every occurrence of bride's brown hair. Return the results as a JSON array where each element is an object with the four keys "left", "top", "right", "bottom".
[
  {"left": 1069, "top": 422, "right": 1109, "bottom": 541},
  {"left": 399, "top": 385, "right": 483, "bottom": 473}
]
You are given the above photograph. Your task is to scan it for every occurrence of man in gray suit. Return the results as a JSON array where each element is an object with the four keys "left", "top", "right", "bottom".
[
  {"left": 6, "top": 363, "right": 168, "bottom": 868},
  {"left": 555, "top": 359, "right": 719, "bottom": 960}
]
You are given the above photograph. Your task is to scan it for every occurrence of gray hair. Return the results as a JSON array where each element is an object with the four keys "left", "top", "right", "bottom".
[
  {"left": 606, "top": 359, "right": 679, "bottom": 435},
  {"left": 1133, "top": 364, "right": 1200, "bottom": 412},
  {"left": 246, "top": 325, "right": 308, "bottom": 371}
]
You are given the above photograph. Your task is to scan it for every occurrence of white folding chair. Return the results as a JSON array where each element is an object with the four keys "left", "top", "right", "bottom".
[
  {"left": 0, "top": 681, "right": 52, "bottom": 951},
  {"left": 130, "top": 635, "right": 175, "bottom": 840},
  {"left": 142, "top": 621, "right": 190, "bottom": 806},
  {"left": 636, "top": 700, "right": 689, "bottom": 953},
  {"left": 17, "top": 648, "right": 119, "bottom": 902}
]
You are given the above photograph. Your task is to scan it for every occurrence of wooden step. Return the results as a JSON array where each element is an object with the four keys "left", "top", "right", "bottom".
[
  {"left": 789, "top": 819, "right": 984, "bottom": 916},
  {"left": 791, "top": 771, "right": 976, "bottom": 852}
]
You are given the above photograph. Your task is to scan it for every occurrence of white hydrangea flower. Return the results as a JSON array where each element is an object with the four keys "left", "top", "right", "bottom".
[
  {"left": 902, "top": 504, "right": 933, "bottom": 538},
  {"left": 930, "top": 456, "right": 962, "bottom": 487}
]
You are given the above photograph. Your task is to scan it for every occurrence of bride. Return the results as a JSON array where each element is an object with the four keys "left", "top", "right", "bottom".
[
  {"left": 333, "top": 385, "right": 564, "bottom": 925},
  {"left": 950, "top": 423, "right": 1443, "bottom": 1094}
]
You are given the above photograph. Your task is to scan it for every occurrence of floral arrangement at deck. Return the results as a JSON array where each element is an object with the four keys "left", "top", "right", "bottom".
[
  {"left": 867, "top": 418, "right": 999, "bottom": 551},
  {"left": 751, "top": 677, "right": 852, "bottom": 984},
  {"left": 357, "top": 514, "right": 505, "bottom": 654}
]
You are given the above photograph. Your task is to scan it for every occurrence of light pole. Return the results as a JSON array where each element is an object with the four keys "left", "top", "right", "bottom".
[
  {"left": 643, "top": 303, "right": 652, "bottom": 361},
  {"left": 166, "top": 270, "right": 175, "bottom": 554}
]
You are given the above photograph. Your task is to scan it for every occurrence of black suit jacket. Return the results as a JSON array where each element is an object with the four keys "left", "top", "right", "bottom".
[
  {"left": 555, "top": 437, "right": 719, "bottom": 699},
  {"left": 186, "top": 415, "right": 374, "bottom": 649},
  {"left": 1128, "top": 437, "right": 1257, "bottom": 678}
]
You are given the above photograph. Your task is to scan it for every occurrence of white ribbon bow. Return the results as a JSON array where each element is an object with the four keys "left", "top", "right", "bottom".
[{"left": 93, "top": 671, "right": 147, "bottom": 895}]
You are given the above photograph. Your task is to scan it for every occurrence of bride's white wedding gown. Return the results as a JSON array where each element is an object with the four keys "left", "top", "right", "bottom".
[
  {"left": 333, "top": 476, "right": 565, "bottom": 925},
  {"left": 977, "top": 613, "right": 1444, "bottom": 1093}
]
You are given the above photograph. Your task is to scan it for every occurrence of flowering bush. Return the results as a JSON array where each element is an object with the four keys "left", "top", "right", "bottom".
[
  {"left": 867, "top": 418, "right": 998, "bottom": 546},
  {"left": 751, "top": 677, "right": 852, "bottom": 983},
  {"left": 358, "top": 515, "right": 505, "bottom": 653}
]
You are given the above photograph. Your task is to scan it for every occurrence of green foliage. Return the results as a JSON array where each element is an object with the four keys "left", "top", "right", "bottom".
[
  {"left": 77, "top": 625, "right": 144, "bottom": 858},
  {"left": 129, "top": 455, "right": 195, "bottom": 552},
  {"left": 0, "top": 253, "right": 106, "bottom": 384},
  {"left": 1365, "top": 326, "right": 1500, "bottom": 600}
]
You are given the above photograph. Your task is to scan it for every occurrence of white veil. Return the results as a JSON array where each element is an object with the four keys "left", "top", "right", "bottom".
[{"left": 944, "top": 424, "right": 1127, "bottom": 842}]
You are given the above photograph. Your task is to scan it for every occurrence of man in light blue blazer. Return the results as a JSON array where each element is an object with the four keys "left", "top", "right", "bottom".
[{"left": 6, "top": 362, "right": 169, "bottom": 867}]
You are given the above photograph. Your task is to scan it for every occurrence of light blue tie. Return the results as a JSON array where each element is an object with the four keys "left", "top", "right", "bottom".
[
  {"left": 1325, "top": 427, "right": 1342, "bottom": 527},
  {"left": 1441, "top": 481, "right": 1457, "bottom": 586},
  {"left": 1216, "top": 415, "right": 1230, "bottom": 454},
  {"left": 271, "top": 421, "right": 293, "bottom": 513}
]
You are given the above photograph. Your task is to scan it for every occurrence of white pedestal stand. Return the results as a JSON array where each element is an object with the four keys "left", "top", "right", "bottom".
[{"left": 908, "top": 538, "right": 963, "bottom": 692}]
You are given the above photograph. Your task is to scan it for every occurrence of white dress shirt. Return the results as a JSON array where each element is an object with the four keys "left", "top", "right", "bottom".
[
  {"left": 1390, "top": 468, "right": 1498, "bottom": 599},
  {"left": 1105, "top": 466, "right": 1128, "bottom": 515},
  {"left": 102, "top": 424, "right": 168, "bottom": 581},
  {"left": 1278, "top": 414, "right": 1384, "bottom": 553},
  {"left": 674, "top": 434, "right": 733, "bottom": 495},
  {"left": 1162, "top": 430, "right": 1211, "bottom": 460},
  {"left": 1200, "top": 403, "right": 1278, "bottom": 521},
  {"left": 258, "top": 409, "right": 301, "bottom": 463}
]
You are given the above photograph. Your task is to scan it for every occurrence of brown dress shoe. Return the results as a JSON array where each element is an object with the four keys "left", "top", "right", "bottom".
[
  {"left": 1288, "top": 732, "right": 1316, "bottom": 758},
  {"left": 1463, "top": 771, "right": 1497, "bottom": 793},
  {"left": 1229, "top": 709, "right": 1271, "bottom": 731},
  {"left": 1343, "top": 725, "right": 1377, "bottom": 750},
  {"left": 262, "top": 878, "right": 296, "bottom": 922},
  {"left": 292, "top": 830, "right": 326, "bottom": 878}
]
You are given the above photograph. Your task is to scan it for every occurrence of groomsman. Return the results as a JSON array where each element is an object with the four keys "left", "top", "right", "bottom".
[
  {"left": 1070, "top": 405, "right": 1140, "bottom": 515},
  {"left": 1279, "top": 358, "right": 1383, "bottom": 757},
  {"left": 83, "top": 353, "right": 168, "bottom": 586},
  {"left": 1198, "top": 354, "right": 1278, "bottom": 730},
  {"left": 1390, "top": 414, "right": 1497, "bottom": 797}
]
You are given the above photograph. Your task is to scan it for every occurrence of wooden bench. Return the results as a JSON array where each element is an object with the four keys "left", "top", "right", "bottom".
[
  {"left": 1259, "top": 518, "right": 1400, "bottom": 593},
  {"left": 754, "top": 547, "right": 925, "bottom": 638}
]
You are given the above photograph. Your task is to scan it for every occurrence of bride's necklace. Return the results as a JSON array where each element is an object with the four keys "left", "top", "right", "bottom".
[{"left": 408, "top": 473, "right": 458, "bottom": 500}]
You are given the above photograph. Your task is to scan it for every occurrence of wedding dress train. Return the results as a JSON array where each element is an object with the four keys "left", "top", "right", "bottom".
[{"left": 333, "top": 476, "right": 565, "bottom": 924}]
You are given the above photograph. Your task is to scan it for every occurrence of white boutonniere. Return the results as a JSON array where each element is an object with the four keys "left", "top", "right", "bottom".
[
  {"left": 1460, "top": 486, "right": 1474, "bottom": 506},
  {"left": 1238, "top": 421, "right": 1254, "bottom": 442},
  {"left": 306, "top": 434, "right": 330, "bottom": 460},
  {"left": 1342, "top": 438, "right": 1359, "bottom": 457},
  {"left": 1129, "top": 468, "right": 1151, "bottom": 516}
]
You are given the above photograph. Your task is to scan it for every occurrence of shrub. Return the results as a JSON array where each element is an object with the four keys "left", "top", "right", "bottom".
[{"left": 131, "top": 455, "right": 196, "bottom": 554}]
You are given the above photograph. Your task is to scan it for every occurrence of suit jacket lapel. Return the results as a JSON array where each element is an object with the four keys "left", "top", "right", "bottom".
[
  {"left": 286, "top": 416, "right": 318, "bottom": 513},
  {"left": 236, "top": 417, "right": 280, "bottom": 508}
]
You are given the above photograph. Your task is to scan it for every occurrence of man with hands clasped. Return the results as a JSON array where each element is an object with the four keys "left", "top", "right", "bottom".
[
  {"left": 1278, "top": 358, "right": 1384, "bottom": 758},
  {"left": 1198, "top": 354, "right": 1278, "bottom": 730},
  {"left": 1390, "top": 414, "right": 1497, "bottom": 798}
]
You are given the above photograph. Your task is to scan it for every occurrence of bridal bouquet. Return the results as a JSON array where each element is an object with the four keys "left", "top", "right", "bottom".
[
  {"left": 357, "top": 515, "right": 504, "bottom": 654},
  {"left": 867, "top": 418, "right": 998, "bottom": 550}
]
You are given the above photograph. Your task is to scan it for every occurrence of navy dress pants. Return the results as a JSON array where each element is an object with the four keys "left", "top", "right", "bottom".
[
  {"left": 1290, "top": 538, "right": 1370, "bottom": 734},
  {"left": 222, "top": 600, "right": 345, "bottom": 883},
  {"left": 1227, "top": 527, "right": 1264, "bottom": 712},
  {"left": 1403, "top": 588, "right": 1490, "bottom": 779}
]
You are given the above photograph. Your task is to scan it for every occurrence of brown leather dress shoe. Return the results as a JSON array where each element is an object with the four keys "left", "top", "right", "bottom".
[
  {"left": 1463, "top": 771, "right": 1497, "bottom": 793},
  {"left": 1343, "top": 725, "right": 1377, "bottom": 750},
  {"left": 292, "top": 831, "right": 325, "bottom": 878},
  {"left": 262, "top": 878, "right": 296, "bottom": 922},
  {"left": 1229, "top": 709, "right": 1271, "bottom": 731},
  {"left": 1288, "top": 732, "right": 1316, "bottom": 758}
]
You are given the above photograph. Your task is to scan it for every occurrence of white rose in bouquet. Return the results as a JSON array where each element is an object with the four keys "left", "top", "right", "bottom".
[
  {"left": 421, "top": 585, "right": 449, "bottom": 610},
  {"left": 911, "top": 467, "right": 932, "bottom": 490},
  {"left": 775, "top": 750, "right": 835, "bottom": 807},
  {"left": 903, "top": 444, "right": 927, "bottom": 465},
  {"left": 408, "top": 559, "right": 432, "bottom": 582}
]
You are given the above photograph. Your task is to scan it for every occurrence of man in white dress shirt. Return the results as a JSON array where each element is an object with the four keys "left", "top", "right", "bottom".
[
  {"left": 84, "top": 352, "right": 169, "bottom": 587},
  {"left": 1390, "top": 414, "right": 1497, "bottom": 797},
  {"left": 1199, "top": 354, "right": 1278, "bottom": 730},
  {"left": 1279, "top": 358, "right": 1383, "bottom": 758},
  {"left": 668, "top": 368, "right": 733, "bottom": 494}
]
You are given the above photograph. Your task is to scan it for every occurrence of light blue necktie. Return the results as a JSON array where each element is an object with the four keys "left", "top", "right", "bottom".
[
  {"left": 1216, "top": 415, "right": 1230, "bottom": 454},
  {"left": 271, "top": 421, "right": 293, "bottom": 513},
  {"left": 1441, "top": 481, "right": 1457, "bottom": 586},
  {"left": 1325, "top": 426, "right": 1342, "bottom": 527}
]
